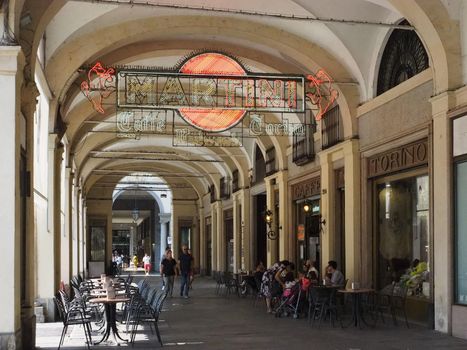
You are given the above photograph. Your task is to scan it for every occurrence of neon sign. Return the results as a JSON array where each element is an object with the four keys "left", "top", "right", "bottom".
[
  {"left": 81, "top": 52, "right": 339, "bottom": 132},
  {"left": 80, "top": 62, "right": 115, "bottom": 114}
]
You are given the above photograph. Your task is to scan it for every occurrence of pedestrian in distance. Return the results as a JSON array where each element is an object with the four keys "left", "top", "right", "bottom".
[
  {"left": 178, "top": 245, "right": 193, "bottom": 298},
  {"left": 160, "top": 249, "right": 177, "bottom": 297},
  {"left": 143, "top": 253, "right": 151, "bottom": 276}
]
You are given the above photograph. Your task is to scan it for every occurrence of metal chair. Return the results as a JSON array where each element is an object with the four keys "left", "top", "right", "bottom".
[{"left": 54, "top": 293, "right": 92, "bottom": 349}]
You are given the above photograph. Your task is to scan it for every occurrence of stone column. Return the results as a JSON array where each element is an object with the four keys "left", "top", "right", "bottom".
[
  {"left": 343, "top": 139, "right": 361, "bottom": 284},
  {"left": 210, "top": 202, "right": 218, "bottom": 272},
  {"left": 430, "top": 92, "right": 456, "bottom": 333},
  {"left": 277, "top": 170, "right": 289, "bottom": 261},
  {"left": 82, "top": 202, "right": 88, "bottom": 277},
  {"left": 0, "top": 46, "right": 23, "bottom": 349},
  {"left": 35, "top": 134, "right": 61, "bottom": 322},
  {"left": 192, "top": 214, "right": 200, "bottom": 273},
  {"left": 215, "top": 201, "right": 224, "bottom": 272},
  {"left": 240, "top": 188, "right": 252, "bottom": 271},
  {"left": 65, "top": 167, "right": 73, "bottom": 280},
  {"left": 198, "top": 206, "right": 206, "bottom": 275},
  {"left": 265, "top": 177, "right": 278, "bottom": 266},
  {"left": 233, "top": 195, "right": 241, "bottom": 273},
  {"left": 159, "top": 213, "right": 170, "bottom": 260},
  {"left": 76, "top": 188, "right": 82, "bottom": 275},
  {"left": 319, "top": 151, "right": 336, "bottom": 278}
]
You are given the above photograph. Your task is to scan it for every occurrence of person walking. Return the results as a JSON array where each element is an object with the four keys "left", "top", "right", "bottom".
[
  {"left": 143, "top": 253, "right": 151, "bottom": 276},
  {"left": 178, "top": 245, "right": 192, "bottom": 298},
  {"left": 160, "top": 249, "right": 177, "bottom": 297}
]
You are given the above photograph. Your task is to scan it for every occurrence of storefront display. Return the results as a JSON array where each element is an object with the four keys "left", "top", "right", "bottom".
[
  {"left": 291, "top": 176, "right": 321, "bottom": 271},
  {"left": 454, "top": 115, "right": 467, "bottom": 305},
  {"left": 376, "top": 174, "right": 430, "bottom": 298}
]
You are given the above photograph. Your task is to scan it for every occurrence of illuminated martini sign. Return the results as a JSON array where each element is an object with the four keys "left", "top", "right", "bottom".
[{"left": 81, "top": 52, "right": 338, "bottom": 133}]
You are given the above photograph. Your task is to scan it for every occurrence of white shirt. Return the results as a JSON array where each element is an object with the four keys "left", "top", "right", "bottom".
[{"left": 143, "top": 255, "right": 151, "bottom": 264}]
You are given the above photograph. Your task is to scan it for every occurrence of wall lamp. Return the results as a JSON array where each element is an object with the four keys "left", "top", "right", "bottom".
[
  {"left": 303, "top": 200, "right": 326, "bottom": 232},
  {"left": 263, "top": 209, "right": 278, "bottom": 240}
]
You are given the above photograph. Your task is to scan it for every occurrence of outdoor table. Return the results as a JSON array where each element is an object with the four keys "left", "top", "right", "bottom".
[
  {"left": 88, "top": 296, "right": 130, "bottom": 345},
  {"left": 338, "top": 288, "right": 375, "bottom": 328}
]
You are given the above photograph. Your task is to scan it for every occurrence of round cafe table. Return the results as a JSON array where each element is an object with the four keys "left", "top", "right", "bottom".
[
  {"left": 338, "top": 288, "right": 375, "bottom": 328},
  {"left": 88, "top": 296, "right": 130, "bottom": 345}
]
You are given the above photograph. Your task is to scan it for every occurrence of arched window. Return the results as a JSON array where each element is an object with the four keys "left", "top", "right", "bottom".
[{"left": 377, "top": 20, "right": 429, "bottom": 96}]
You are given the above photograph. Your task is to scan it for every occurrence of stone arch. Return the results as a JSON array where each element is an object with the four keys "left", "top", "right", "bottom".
[{"left": 388, "top": 0, "right": 462, "bottom": 93}]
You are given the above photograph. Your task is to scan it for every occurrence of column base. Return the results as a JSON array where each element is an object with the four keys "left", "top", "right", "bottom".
[
  {"left": 37, "top": 297, "right": 57, "bottom": 322},
  {"left": 0, "top": 329, "right": 21, "bottom": 349},
  {"left": 21, "top": 306, "right": 36, "bottom": 350}
]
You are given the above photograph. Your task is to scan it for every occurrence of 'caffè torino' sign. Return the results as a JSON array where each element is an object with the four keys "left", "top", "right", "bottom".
[{"left": 81, "top": 51, "right": 339, "bottom": 134}]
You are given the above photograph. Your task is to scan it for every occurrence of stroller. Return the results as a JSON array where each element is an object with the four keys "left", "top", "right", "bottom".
[{"left": 274, "top": 278, "right": 310, "bottom": 319}]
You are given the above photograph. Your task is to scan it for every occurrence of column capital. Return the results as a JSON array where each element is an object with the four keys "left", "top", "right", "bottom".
[
  {"left": 429, "top": 91, "right": 456, "bottom": 117},
  {"left": 159, "top": 212, "right": 171, "bottom": 224},
  {"left": 0, "top": 46, "right": 24, "bottom": 75}
]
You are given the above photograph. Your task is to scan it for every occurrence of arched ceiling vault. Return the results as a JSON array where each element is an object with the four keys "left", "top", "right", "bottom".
[{"left": 12, "top": 0, "right": 462, "bottom": 203}]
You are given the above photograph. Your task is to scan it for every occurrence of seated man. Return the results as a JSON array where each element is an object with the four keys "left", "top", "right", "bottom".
[{"left": 325, "top": 260, "right": 345, "bottom": 286}]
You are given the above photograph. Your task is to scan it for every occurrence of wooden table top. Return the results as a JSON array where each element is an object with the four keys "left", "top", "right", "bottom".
[
  {"left": 338, "top": 288, "right": 375, "bottom": 294},
  {"left": 88, "top": 296, "right": 130, "bottom": 304}
]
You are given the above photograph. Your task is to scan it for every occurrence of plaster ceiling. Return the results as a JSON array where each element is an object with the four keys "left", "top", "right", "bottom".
[{"left": 37, "top": 0, "right": 409, "bottom": 201}]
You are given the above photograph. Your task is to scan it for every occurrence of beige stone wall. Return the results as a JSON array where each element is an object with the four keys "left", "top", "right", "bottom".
[{"left": 358, "top": 78, "right": 433, "bottom": 150}]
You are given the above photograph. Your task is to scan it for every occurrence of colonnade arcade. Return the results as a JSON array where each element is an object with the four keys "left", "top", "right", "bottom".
[{"left": 1, "top": 0, "right": 467, "bottom": 348}]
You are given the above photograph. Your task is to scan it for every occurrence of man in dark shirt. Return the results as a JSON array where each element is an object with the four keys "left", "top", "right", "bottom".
[
  {"left": 178, "top": 245, "right": 193, "bottom": 298},
  {"left": 160, "top": 249, "right": 177, "bottom": 297}
]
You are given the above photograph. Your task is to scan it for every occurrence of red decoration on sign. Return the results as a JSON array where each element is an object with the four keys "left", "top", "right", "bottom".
[
  {"left": 306, "top": 69, "right": 339, "bottom": 121},
  {"left": 179, "top": 52, "right": 247, "bottom": 132},
  {"left": 80, "top": 62, "right": 116, "bottom": 114}
]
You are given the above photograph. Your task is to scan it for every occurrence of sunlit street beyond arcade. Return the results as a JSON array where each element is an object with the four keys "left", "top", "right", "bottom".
[{"left": 3, "top": 0, "right": 467, "bottom": 349}]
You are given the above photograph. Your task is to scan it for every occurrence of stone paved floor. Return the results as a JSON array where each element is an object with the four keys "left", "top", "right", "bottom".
[{"left": 36, "top": 276, "right": 467, "bottom": 350}]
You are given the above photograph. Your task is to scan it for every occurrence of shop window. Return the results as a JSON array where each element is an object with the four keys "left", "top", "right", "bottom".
[
  {"left": 293, "top": 124, "right": 315, "bottom": 165},
  {"left": 232, "top": 169, "right": 239, "bottom": 193},
  {"left": 321, "top": 105, "right": 343, "bottom": 149},
  {"left": 253, "top": 145, "right": 266, "bottom": 184},
  {"left": 209, "top": 184, "right": 216, "bottom": 203},
  {"left": 455, "top": 160, "right": 467, "bottom": 304},
  {"left": 220, "top": 176, "right": 230, "bottom": 199},
  {"left": 377, "top": 20, "right": 429, "bottom": 96},
  {"left": 376, "top": 174, "right": 430, "bottom": 299},
  {"left": 265, "top": 147, "right": 277, "bottom": 176}
]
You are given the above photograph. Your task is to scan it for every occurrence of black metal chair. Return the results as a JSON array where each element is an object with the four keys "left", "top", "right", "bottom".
[
  {"left": 309, "top": 287, "right": 340, "bottom": 327},
  {"left": 54, "top": 293, "right": 92, "bottom": 349},
  {"left": 391, "top": 283, "right": 410, "bottom": 328},
  {"left": 129, "top": 289, "right": 168, "bottom": 346},
  {"left": 223, "top": 272, "right": 239, "bottom": 297}
]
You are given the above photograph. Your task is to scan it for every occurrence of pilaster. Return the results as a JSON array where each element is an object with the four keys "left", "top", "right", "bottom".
[
  {"left": 198, "top": 207, "right": 205, "bottom": 273},
  {"left": 430, "top": 91, "right": 456, "bottom": 333},
  {"left": 265, "top": 177, "right": 278, "bottom": 266},
  {"left": 343, "top": 139, "right": 361, "bottom": 284},
  {"left": 159, "top": 213, "right": 171, "bottom": 261},
  {"left": 215, "top": 201, "right": 224, "bottom": 271},
  {"left": 210, "top": 202, "right": 218, "bottom": 272},
  {"left": 277, "top": 170, "right": 289, "bottom": 261},
  {"left": 0, "top": 45, "right": 23, "bottom": 349},
  {"left": 240, "top": 188, "right": 251, "bottom": 271},
  {"left": 233, "top": 195, "right": 241, "bottom": 273},
  {"left": 319, "top": 151, "right": 334, "bottom": 277}
]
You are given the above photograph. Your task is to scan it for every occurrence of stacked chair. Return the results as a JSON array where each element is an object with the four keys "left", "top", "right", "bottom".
[{"left": 124, "top": 280, "right": 168, "bottom": 346}]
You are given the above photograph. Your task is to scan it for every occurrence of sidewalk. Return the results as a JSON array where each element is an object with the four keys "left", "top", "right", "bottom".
[{"left": 36, "top": 277, "right": 467, "bottom": 349}]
